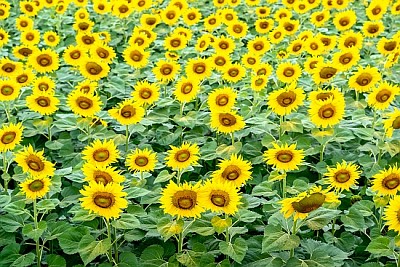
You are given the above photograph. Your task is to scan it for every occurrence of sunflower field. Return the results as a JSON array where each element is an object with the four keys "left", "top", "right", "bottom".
[{"left": 0, "top": 0, "right": 400, "bottom": 266}]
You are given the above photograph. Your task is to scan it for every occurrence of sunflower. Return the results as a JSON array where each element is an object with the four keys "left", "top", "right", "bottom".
[
  {"left": 165, "top": 51, "right": 179, "bottom": 61},
  {"left": 90, "top": 44, "right": 116, "bottom": 64},
  {"left": 32, "top": 76, "right": 55, "bottom": 94},
  {"left": 128, "top": 32, "right": 151, "bottom": 49},
  {"left": 0, "top": 80, "right": 21, "bottom": 101},
  {"left": 213, "top": 36, "right": 236, "bottom": 54},
  {"left": 362, "top": 21, "right": 384, "bottom": 38},
  {"left": 160, "top": 181, "right": 204, "bottom": 218},
  {"left": 312, "top": 63, "right": 339, "bottom": 84},
  {"left": 133, "top": 26, "right": 157, "bottom": 44},
  {"left": 111, "top": 2, "right": 133, "bottom": 18},
  {"left": 332, "top": 48, "right": 360, "bottom": 71},
  {"left": 80, "top": 182, "right": 128, "bottom": 220},
  {"left": 308, "top": 87, "right": 345, "bottom": 104},
  {"left": 210, "top": 111, "right": 246, "bottom": 134},
  {"left": 14, "top": 145, "right": 55, "bottom": 178},
  {"left": 15, "top": 15, "right": 34, "bottom": 31},
  {"left": 384, "top": 109, "right": 400, "bottom": 138},
  {"left": 251, "top": 75, "right": 268, "bottom": 91},
  {"left": 208, "top": 87, "right": 237, "bottom": 112},
  {"left": 82, "top": 139, "right": 120, "bottom": 167},
  {"left": 126, "top": 148, "right": 157, "bottom": 173},
  {"left": 384, "top": 195, "right": 400, "bottom": 234},
  {"left": 14, "top": 68, "right": 35, "bottom": 87},
  {"left": 0, "top": 123, "right": 24, "bottom": 152},
  {"left": 73, "top": 19, "right": 95, "bottom": 32},
  {"left": 67, "top": 90, "right": 102, "bottom": 117},
  {"left": 324, "top": 161, "right": 361, "bottom": 192},
  {"left": 349, "top": 66, "right": 381, "bottom": 93},
  {"left": 174, "top": 76, "right": 200, "bottom": 103},
  {"left": 165, "top": 142, "right": 200, "bottom": 170},
  {"left": 82, "top": 163, "right": 125, "bottom": 185},
  {"left": 164, "top": 33, "right": 187, "bottom": 51},
  {"left": 204, "top": 14, "right": 221, "bottom": 32},
  {"left": 226, "top": 20, "right": 248, "bottom": 39},
  {"left": 280, "top": 186, "right": 339, "bottom": 220},
  {"left": 199, "top": 180, "right": 241, "bottom": 215},
  {"left": 276, "top": 62, "right": 302, "bottom": 84},
  {"left": 13, "top": 45, "right": 37, "bottom": 61},
  {"left": 303, "top": 56, "right": 324, "bottom": 73},
  {"left": 309, "top": 97, "right": 345, "bottom": 128},
  {"left": 185, "top": 58, "right": 213, "bottom": 81},
  {"left": 254, "top": 63, "right": 273, "bottom": 77},
  {"left": 371, "top": 165, "right": 400, "bottom": 196},
  {"left": 333, "top": 10, "right": 356, "bottom": 31},
  {"left": 140, "top": 14, "right": 161, "bottom": 29},
  {"left": 123, "top": 45, "right": 149, "bottom": 69},
  {"left": 20, "top": 1, "right": 39, "bottom": 16},
  {"left": 222, "top": 63, "right": 246, "bottom": 83},
  {"left": 108, "top": 99, "right": 145, "bottom": 125},
  {"left": 160, "top": 5, "right": 181, "bottom": 26},
  {"left": 75, "top": 79, "right": 98, "bottom": 95},
  {"left": 26, "top": 92, "right": 60, "bottom": 115},
  {"left": 377, "top": 38, "right": 398, "bottom": 56},
  {"left": 20, "top": 176, "right": 52, "bottom": 200},
  {"left": 20, "top": 29, "right": 40, "bottom": 46},
  {"left": 183, "top": 7, "right": 202, "bottom": 26},
  {"left": 338, "top": 31, "right": 363, "bottom": 50},
  {"left": 304, "top": 37, "right": 325, "bottom": 56},
  {"left": 220, "top": 8, "right": 239, "bottom": 24},
  {"left": 79, "top": 59, "right": 110, "bottom": 81},
  {"left": 76, "top": 32, "right": 99, "bottom": 49},
  {"left": 366, "top": 0, "right": 388, "bottom": 21},
  {"left": 280, "top": 18, "right": 299, "bottom": 35},
  {"left": 293, "top": 1, "right": 311, "bottom": 14},
  {"left": 268, "top": 83, "right": 305, "bottom": 116},
  {"left": 274, "top": 8, "right": 292, "bottom": 20},
  {"left": 241, "top": 53, "right": 259, "bottom": 69},
  {"left": 195, "top": 34, "right": 211, "bottom": 52},
  {"left": 153, "top": 59, "right": 181, "bottom": 83},
  {"left": 392, "top": 1, "right": 400, "bottom": 15},
  {"left": 298, "top": 30, "right": 314, "bottom": 42},
  {"left": 0, "top": 58, "right": 23, "bottom": 77},
  {"left": 367, "top": 82, "right": 399, "bottom": 110},
  {"left": 384, "top": 52, "right": 400, "bottom": 69},
  {"left": 248, "top": 36, "right": 270, "bottom": 55},
  {"left": 28, "top": 48, "right": 59, "bottom": 74},
  {"left": 43, "top": 31, "right": 60, "bottom": 47},
  {"left": 269, "top": 27, "right": 286, "bottom": 44},
  {"left": 210, "top": 53, "right": 231, "bottom": 71},
  {"left": 317, "top": 34, "right": 337, "bottom": 52},
  {"left": 0, "top": 5, "right": 9, "bottom": 20},
  {"left": 131, "top": 80, "right": 160, "bottom": 106},
  {"left": 0, "top": 29, "right": 9, "bottom": 47},
  {"left": 264, "top": 143, "right": 304, "bottom": 171},
  {"left": 211, "top": 154, "right": 252, "bottom": 188},
  {"left": 63, "top": 45, "right": 88, "bottom": 66},
  {"left": 287, "top": 39, "right": 304, "bottom": 55},
  {"left": 254, "top": 18, "right": 274, "bottom": 34}
]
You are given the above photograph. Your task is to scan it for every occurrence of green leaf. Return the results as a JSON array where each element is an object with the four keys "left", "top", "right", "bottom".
[
  {"left": 58, "top": 226, "right": 89, "bottom": 255},
  {"left": 252, "top": 180, "right": 277, "bottom": 197},
  {"left": 124, "top": 229, "right": 146, "bottom": 242},
  {"left": 306, "top": 208, "right": 341, "bottom": 230},
  {"left": 366, "top": 236, "right": 392, "bottom": 257},
  {"left": 111, "top": 214, "right": 140, "bottom": 230},
  {"left": 0, "top": 243, "right": 20, "bottom": 266},
  {"left": 154, "top": 170, "right": 175, "bottom": 183},
  {"left": 219, "top": 237, "right": 248, "bottom": 263},
  {"left": 140, "top": 245, "right": 165, "bottom": 266},
  {"left": 118, "top": 252, "right": 138, "bottom": 267},
  {"left": 22, "top": 221, "right": 47, "bottom": 242},
  {"left": 281, "top": 119, "right": 303, "bottom": 133},
  {"left": 211, "top": 216, "right": 232, "bottom": 234},
  {"left": 300, "top": 239, "right": 349, "bottom": 267},
  {"left": 78, "top": 235, "right": 112, "bottom": 266},
  {"left": 157, "top": 218, "right": 183, "bottom": 241},
  {"left": 235, "top": 209, "right": 262, "bottom": 223},
  {"left": 340, "top": 206, "right": 366, "bottom": 232},
  {"left": 36, "top": 199, "right": 60, "bottom": 211},
  {"left": 10, "top": 253, "right": 35, "bottom": 267},
  {"left": 188, "top": 220, "right": 215, "bottom": 236},
  {"left": 46, "top": 254, "right": 66, "bottom": 267},
  {"left": 262, "top": 225, "right": 300, "bottom": 253},
  {"left": 0, "top": 229, "right": 15, "bottom": 247},
  {"left": 126, "top": 187, "right": 151, "bottom": 199}
]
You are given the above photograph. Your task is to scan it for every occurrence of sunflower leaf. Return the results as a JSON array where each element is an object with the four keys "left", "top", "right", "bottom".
[
  {"left": 219, "top": 237, "right": 248, "bottom": 263},
  {"left": 78, "top": 235, "right": 111, "bottom": 266}
]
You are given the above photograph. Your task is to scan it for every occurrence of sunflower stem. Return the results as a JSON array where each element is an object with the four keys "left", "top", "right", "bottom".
[
  {"left": 33, "top": 199, "right": 41, "bottom": 267},
  {"left": 282, "top": 172, "right": 287, "bottom": 198},
  {"left": 180, "top": 102, "right": 185, "bottom": 116},
  {"left": 177, "top": 232, "right": 183, "bottom": 254},
  {"left": 105, "top": 219, "right": 114, "bottom": 264},
  {"left": 48, "top": 126, "right": 52, "bottom": 141},
  {"left": 2, "top": 153, "right": 8, "bottom": 191},
  {"left": 290, "top": 219, "right": 297, "bottom": 258},
  {"left": 378, "top": 206, "right": 383, "bottom": 233},
  {"left": 177, "top": 169, "right": 182, "bottom": 185},
  {"left": 371, "top": 108, "right": 377, "bottom": 130},
  {"left": 230, "top": 132, "right": 234, "bottom": 146},
  {"left": 125, "top": 125, "right": 129, "bottom": 154},
  {"left": 279, "top": 115, "right": 284, "bottom": 140},
  {"left": 113, "top": 223, "right": 118, "bottom": 264},
  {"left": 3, "top": 102, "right": 10, "bottom": 122}
]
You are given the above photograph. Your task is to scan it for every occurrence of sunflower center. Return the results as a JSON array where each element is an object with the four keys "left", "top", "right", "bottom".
[
  {"left": 135, "top": 156, "right": 149, "bottom": 167},
  {"left": 277, "top": 91, "right": 296, "bottom": 107},
  {"left": 26, "top": 33, "right": 34, "bottom": 41},
  {"left": 181, "top": 82, "right": 193, "bottom": 94},
  {"left": 19, "top": 47, "right": 33, "bottom": 57},
  {"left": 276, "top": 151, "right": 293, "bottom": 163},
  {"left": 254, "top": 42, "right": 264, "bottom": 51},
  {"left": 298, "top": 4, "right": 306, "bottom": 9},
  {"left": 210, "top": 190, "right": 230, "bottom": 207},
  {"left": 161, "top": 64, "right": 172, "bottom": 75},
  {"left": 356, "top": 73, "right": 372, "bottom": 86},
  {"left": 78, "top": 22, "right": 89, "bottom": 31},
  {"left": 344, "top": 37, "right": 357, "bottom": 48},
  {"left": 368, "top": 25, "right": 378, "bottom": 33},
  {"left": 339, "top": 18, "right": 349, "bottom": 26},
  {"left": 215, "top": 56, "right": 226, "bottom": 66},
  {"left": 372, "top": 7, "right": 381, "bottom": 15},
  {"left": 94, "top": 171, "right": 113, "bottom": 185},
  {"left": 167, "top": 11, "right": 176, "bottom": 19},
  {"left": 188, "top": 13, "right": 195, "bottom": 20},
  {"left": 260, "top": 22, "right": 269, "bottom": 29},
  {"left": 283, "top": 68, "right": 294, "bottom": 77},
  {"left": 293, "top": 43, "right": 302, "bottom": 52},
  {"left": 310, "top": 43, "right": 318, "bottom": 50},
  {"left": 130, "top": 50, "right": 143, "bottom": 61},
  {"left": 384, "top": 41, "right": 397, "bottom": 51},
  {"left": 376, "top": 89, "right": 391, "bottom": 103},
  {"left": 382, "top": 174, "right": 400, "bottom": 190},
  {"left": 48, "top": 35, "right": 56, "bottom": 42},
  {"left": 292, "top": 192, "right": 326, "bottom": 213},
  {"left": 172, "top": 190, "right": 196, "bottom": 210},
  {"left": 228, "top": 68, "right": 239, "bottom": 77},
  {"left": 316, "top": 92, "right": 333, "bottom": 101},
  {"left": 219, "top": 42, "right": 228, "bottom": 49},
  {"left": 222, "top": 165, "right": 241, "bottom": 180},
  {"left": 339, "top": 53, "right": 352, "bottom": 64},
  {"left": 255, "top": 77, "right": 264, "bottom": 86},
  {"left": 284, "top": 23, "right": 294, "bottom": 31},
  {"left": 17, "top": 74, "right": 28, "bottom": 83},
  {"left": 1, "top": 85, "right": 14, "bottom": 96},
  {"left": 316, "top": 14, "right": 324, "bottom": 21},
  {"left": 20, "top": 21, "right": 28, "bottom": 27},
  {"left": 319, "top": 67, "right": 337, "bottom": 79},
  {"left": 194, "top": 63, "right": 206, "bottom": 74},
  {"left": 319, "top": 104, "right": 335, "bottom": 119},
  {"left": 392, "top": 116, "right": 400, "bottom": 129},
  {"left": 82, "top": 36, "right": 95, "bottom": 45},
  {"left": 87, "top": 62, "right": 103, "bottom": 75},
  {"left": 119, "top": 5, "right": 128, "bottom": 13},
  {"left": 1, "top": 131, "right": 16, "bottom": 144},
  {"left": 146, "top": 18, "right": 156, "bottom": 25},
  {"left": 76, "top": 96, "right": 93, "bottom": 109},
  {"left": 93, "top": 149, "right": 110, "bottom": 162},
  {"left": 247, "top": 57, "right": 256, "bottom": 65},
  {"left": 219, "top": 113, "right": 237, "bottom": 126},
  {"left": 2, "top": 63, "right": 15, "bottom": 73},
  {"left": 70, "top": 50, "right": 81, "bottom": 59},
  {"left": 233, "top": 24, "right": 243, "bottom": 33},
  {"left": 335, "top": 170, "right": 351, "bottom": 183},
  {"left": 97, "top": 48, "right": 109, "bottom": 58},
  {"left": 26, "top": 155, "right": 45, "bottom": 171},
  {"left": 174, "top": 149, "right": 191, "bottom": 162},
  {"left": 28, "top": 180, "right": 45, "bottom": 192},
  {"left": 171, "top": 39, "right": 181, "bottom": 47},
  {"left": 138, "top": 0, "right": 145, "bottom": 6},
  {"left": 134, "top": 37, "right": 144, "bottom": 46},
  {"left": 274, "top": 32, "right": 282, "bottom": 39},
  {"left": 139, "top": 88, "right": 152, "bottom": 99},
  {"left": 93, "top": 192, "right": 115, "bottom": 208},
  {"left": 121, "top": 105, "right": 136, "bottom": 118},
  {"left": 208, "top": 18, "right": 216, "bottom": 25},
  {"left": 216, "top": 94, "right": 229, "bottom": 106},
  {"left": 37, "top": 96, "right": 50, "bottom": 107},
  {"left": 39, "top": 83, "right": 49, "bottom": 91}
]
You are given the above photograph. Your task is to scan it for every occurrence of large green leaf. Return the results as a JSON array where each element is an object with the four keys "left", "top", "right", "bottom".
[
  {"left": 219, "top": 237, "right": 248, "bottom": 263},
  {"left": 78, "top": 235, "right": 112, "bottom": 266}
]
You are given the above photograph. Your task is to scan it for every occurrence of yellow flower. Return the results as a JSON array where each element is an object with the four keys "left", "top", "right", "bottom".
[
  {"left": 276, "top": 62, "right": 302, "bottom": 84},
  {"left": 82, "top": 139, "right": 120, "bottom": 167},
  {"left": 20, "top": 176, "right": 52, "bottom": 200},
  {"left": 14, "top": 145, "right": 55, "bottom": 178},
  {"left": 164, "top": 33, "right": 188, "bottom": 51},
  {"left": 338, "top": 30, "right": 363, "bottom": 50},
  {"left": 14, "top": 68, "right": 35, "bottom": 87},
  {"left": 67, "top": 90, "right": 102, "bottom": 117},
  {"left": 15, "top": 15, "right": 34, "bottom": 31},
  {"left": 267, "top": 83, "right": 305, "bottom": 116},
  {"left": 111, "top": 2, "right": 133, "bottom": 18},
  {"left": 28, "top": 48, "right": 60, "bottom": 74},
  {"left": 384, "top": 195, "right": 400, "bottom": 234},
  {"left": 185, "top": 58, "right": 213, "bottom": 81},
  {"left": 310, "top": 10, "right": 330, "bottom": 27},
  {"left": 211, "top": 154, "right": 252, "bottom": 188},
  {"left": 333, "top": 10, "right": 356, "bottom": 31},
  {"left": 26, "top": 92, "right": 60, "bottom": 115},
  {"left": 250, "top": 75, "right": 268, "bottom": 92},
  {"left": 0, "top": 58, "right": 24, "bottom": 77},
  {"left": 264, "top": 143, "right": 304, "bottom": 171},
  {"left": 21, "top": 29, "right": 40, "bottom": 46},
  {"left": 160, "top": 5, "right": 181, "bottom": 26},
  {"left": 123, "top": 45, "right": 150, "bottom": 69},
  {"left": 287, "top": 39, "right": 304, "bottom": 55},
  {"left": 153, "top": 59, "right": 180, "bottom": 83},
  {"left": 79, "top": 59, "right": 110, "bottom": 81},
  {"left": 80, "top": 182, "right": 128, "bottom": 220},
  {"left": 367, "top": 82, "right": 399, "bottom": 110},
  {"left": 43, "top": 31, "right": 60, "bottom": 47},
  {"left": 208, "top": 87, "right": 237, "bottom": 112},
  {"left": 305, "top": 37, "right": 325, "bottom": 56},
  {"left": 371, "top": 165, "right": 400, "bottom": 196},
  {"left": 312, "top": 63, "right": 339, "bottom": 84},
  {"left": 199, "top": 180, "right": 241, "bottom": 215},
  {"left": 254, "top": 18, "right": 274, "bottom": 34},
  {"left": 126, "top": 148, "right": 157, "bottom": 173},
  {"left": 366, "top": 0, "right": 388, "bottom": 20},
  {"left": 332, "top": 47, "right": 360, "bottom": 71},
  {"left": 140, "top": 14, "right": 161, "bottom": 28},
  {"left": 108, "top": 99, "right": 145, "bottom": 125},
  {"left": 213, "top": 36, "right": 236, "bottom": 54},
  {"left": 222, "top": 63, "right": 246, "bottom": 83},
  {"left": 383, "top": 109, "right": 400, "bottom": 138},
  {"left": 160, "top": 181, "right": 204, "bottom": 219},
  {"left": 32, "top": 76, "right": 56, "bottom": 94},
  {"left": 0, "top": 123, "right": 24, "bottom": 152},
  {"left": 309, "top": 97, "right": 345, "bottom": 128},
  {"left": 76, "top": 32, "right": 99, "bottom": 49},
  {"left": 0, "top": 29, "right": 9, "bottom": 47},
  {"left": 63, "top": 45, "right": 88, "bottom": 66},
  {"left": 82, "top": 163, "right": 125, "bottom": 185},
  {"left": 131, "top": 80, "right": 160, "bottom": 106},
  {"left": 182, "top": 7, "right": 202, "bottom": 26},
  {"left": 165, "top": 142, "right": 200, "bottom": 170},
  {"left": 210, "top": 111, "right": 245, "bottom": 134},
  {"left": 269, "top": 27, "right": 286, "bottom": 44},
  {"left": 324, "top": 161, "right": 361, "bottom": 192},
  {"left": 173, "top": 77, "right": 200, "bottom": 103},
  {"left": 362, "top": 21, "right": 384, "bottom": 38},
  {"left": 75, "top": 79, "right": 98, "bottom": 95},
  {"left": 308, "top": 87, "right": 345, "bottom": 104},
  {"left": 377, "top": 38, "right": 398, "bottom": 56},
  {"left": 0, "top": 80, "right": 21, "bottom": 101},
  {"left": 247, "top": 36, "right": 270, "bottom": 55},
  {"left": 195, "top": 34, "right": 211, "bottom": 52},
  {"left": 317, "top": 34, "right": 337, "bottom": 53},
  {"left": 73, "top": 19, "right": 95, "bottom": 32},
  {"left": 280, "top": 186, "right": 339, "bottom": 220},
  {"left": 303, "top": 56, "right": 324, "bottom": 74},
  {"left": 226, "top": 20, "right": 248, "bottom": 38},
  {"left": 280, "top": 18, "right": 299, "bottom": 35},
  {"left": 89, "top": 44, "right": 116, "bottom": 64},
  {"left": 241, "top": 53, "right": 260, "bottom": 69},
  {"left": 348, "top": 66, "right": 381, "bottom": 93},
  {"left": 204, "top": 14, "right": 221, "bottom": 32},
  {"left": 210, "top": 53, "right": 231, "bottom": 71}
]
